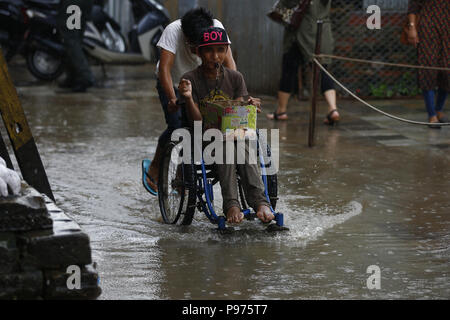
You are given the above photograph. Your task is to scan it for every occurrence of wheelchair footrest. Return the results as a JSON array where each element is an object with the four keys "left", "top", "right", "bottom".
[
  {"left": 216, "top": 226, "right": 235, "bottom": 234},
  {"left": 244, "top": 213, "right": 257, "bottom": 221},
  {"left": 266, "top": 223, "right": 289, "bottom": 232}
]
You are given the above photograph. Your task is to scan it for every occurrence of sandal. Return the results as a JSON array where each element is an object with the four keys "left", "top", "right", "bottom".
[
  {"left": 266, "top": 111, "right": 288, "bottom": 121},
  {"left": 324, "top": 109, "right": 340, "bottom": 126},
  {"left": 428, "top": 120, "right": 441, "bottom": 129},
  {"left": 438, "top": 115, "right": 449, "bottom": 123}
]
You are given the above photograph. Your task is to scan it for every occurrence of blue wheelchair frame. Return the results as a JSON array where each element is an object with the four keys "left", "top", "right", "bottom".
[{"left": 194, "top": 136, "right": 285, "bottom": 231}]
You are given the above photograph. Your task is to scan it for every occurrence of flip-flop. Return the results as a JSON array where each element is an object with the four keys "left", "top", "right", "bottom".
[
  {"left": 324, "top": 109, "right": 340, "bottom": 126},
  {"left": 266, "top": 111, "right": 288, "bottom": 121},
  {"left": 142, "top": 159, "right": 158, "bottom": 196}
]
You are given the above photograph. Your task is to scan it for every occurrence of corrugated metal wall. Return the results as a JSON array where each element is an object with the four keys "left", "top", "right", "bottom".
[{"left": 208, "top": 0, "right": 284, "bottom": 94}]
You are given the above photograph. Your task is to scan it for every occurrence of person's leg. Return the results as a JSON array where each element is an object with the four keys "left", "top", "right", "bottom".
[
  {"left": 146, "top": 80, "right": 182, "bottom": 191},
  {"left": 216, "top": 155, "right": 243, "bottom": 224},
  {"left": 76, "top": 0, "right": 94, "bottom": 86},
  {"left": 417, "top": 20, "right": 442, "bottom": 125},
  {"left": 297, "top": 65, "right": 303, "bottom": 100},
  {"left": 267, "top": 45, "right": 301, "bottom": 120},
  {"left": 57, "top": 1, "right": 75, "bottom": 86},
  {"left": 59, "top": 0, "right": 94, "bottom": 90},
  {"left": 266, "top": 91, "right": 290, "bottom": 120},
  {"left": 436, "top": 88, "right": 448, "bottom": 122},
  {"left": 236, "top": 141, "right": 273, "bottom": 223},
  {"left": 423, "top": 89, "right": 439, "bottom": 123},
  {"left": 321, "top": 66, "right": 340, "bottom": 124}
]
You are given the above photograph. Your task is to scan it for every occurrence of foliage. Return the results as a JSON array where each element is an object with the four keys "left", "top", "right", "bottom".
[{"left": 369, "top": 72, "right": 421, "bottom": 98}]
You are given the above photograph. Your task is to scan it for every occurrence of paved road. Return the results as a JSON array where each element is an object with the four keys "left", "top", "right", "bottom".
[{"left": 4, "top": 61, "right": 449, "bottom": 299}]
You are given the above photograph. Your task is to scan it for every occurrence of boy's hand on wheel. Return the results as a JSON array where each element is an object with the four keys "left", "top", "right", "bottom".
[
  {"left": 248, "top": 96, "right": 262, "bottom": 112},
  {"left": 178, "top": 79, "right": 192, "bottom": 99}
]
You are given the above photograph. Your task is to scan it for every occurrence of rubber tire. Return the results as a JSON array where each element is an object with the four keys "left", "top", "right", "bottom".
[
  {"left": 158, "top": 142, "right": 196, "bottom": 225},
  {"left": 266, "top": 173, "right": 278, "bottom": 210},
  {"left": 101, "top": 28, "right": 127, "bottom": 53},
  {"left": 237, "top": 175, "right": 249, "bottom": 211},
  {"left": 26, "top": 49, "right": 64, "bottom": 81}
]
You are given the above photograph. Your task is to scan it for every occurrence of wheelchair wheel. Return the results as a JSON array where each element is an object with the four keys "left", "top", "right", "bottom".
[
  {"left": 158, "top": 142, "right": 196, "bottom": 225},
  {"left": 266, "top": 173, "right": 278, "bottom": 210},
  {"left": 260, "top": 137, "right": 278, "bottom": 210},
  {"left": 236, "top": 139, "right": 279, "bottom": 211}
]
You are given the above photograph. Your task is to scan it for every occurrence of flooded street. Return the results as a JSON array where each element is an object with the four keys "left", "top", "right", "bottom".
[{"left": 6, "top": 62, "right": 450, "bottom": 300}]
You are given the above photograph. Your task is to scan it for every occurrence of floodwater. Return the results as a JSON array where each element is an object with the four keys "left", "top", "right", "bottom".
[{"left": 7, "top": 62, "right": 450, "bottom": 299}]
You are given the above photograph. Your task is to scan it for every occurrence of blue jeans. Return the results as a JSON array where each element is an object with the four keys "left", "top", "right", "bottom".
[
  {"left": 423, "top": 88, "right": 448, "bottom": 118},
  {"left": 156, "top": 79, "right": 183, "bottom": 148}
]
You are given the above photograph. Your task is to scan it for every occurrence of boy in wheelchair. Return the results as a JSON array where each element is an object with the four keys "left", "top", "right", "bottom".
[{"left": 178, "top": 26, "right": 274, "bottom": 225}]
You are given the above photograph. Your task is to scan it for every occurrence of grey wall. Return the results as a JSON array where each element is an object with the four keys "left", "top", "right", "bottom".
[{"left": 212, "top": 0, "right": 284, "bottom": 94}]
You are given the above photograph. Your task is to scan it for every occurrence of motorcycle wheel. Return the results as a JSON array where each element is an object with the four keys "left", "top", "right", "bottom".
[
  {"left": 26, "top": 49, "right": 64, "bottom": 81},
  {"left": 101, "top": 28, "right": 127, "bottom": 53}
]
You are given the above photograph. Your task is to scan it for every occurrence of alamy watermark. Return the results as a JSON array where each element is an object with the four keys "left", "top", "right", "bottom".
[
  {"left": 366, "top": 265, "right": 381, "bottom": 290},
  {"left": 66, "top": 5, "right": 82, "bottom": 30},
  {"left": 171, "top": 121, "right": 280, "bottom": 175},
  {"left": 66, "top": 265, "right": 81, "bottom": 290},
  {"left": 366, "top": 5, "right": 381, "bottom": 30}
]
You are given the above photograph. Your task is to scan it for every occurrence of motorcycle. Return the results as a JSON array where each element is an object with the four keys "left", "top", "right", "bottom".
[
  {"left": 128, "top": 0, "right": 170, "bottom": 62},
  {"left": 0, "top": 0, "right": 169, "bottom": 81},
  {"left": 83, "top": 0, "right": 170, "bottom": 64},
  {"left": 0, "top": 0, "right": 66, "bottom": 80},
  {"left": 0, "top": 0, "right": 27, "bottom": 62},
  {"left": 86, "top": 0, "right": 127, "bottom": 53}
]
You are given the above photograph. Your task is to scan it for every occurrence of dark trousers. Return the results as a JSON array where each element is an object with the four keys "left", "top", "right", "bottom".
[
  {"left": 57, "top": 0, "right": 93, "bottom": 84},
  {"left": 279, "top": 44, "right": 335, "bottom": 94},
  {"left": 214, "top": 141, "right": 270, "bottom": 214},
  {"left": 156, "top": 80, "right": 183, "bottom": 148}
]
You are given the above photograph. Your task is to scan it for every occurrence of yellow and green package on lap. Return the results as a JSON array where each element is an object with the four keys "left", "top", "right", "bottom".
[{"left": 203, "top": 100, "right": 257, "bottom": 138}]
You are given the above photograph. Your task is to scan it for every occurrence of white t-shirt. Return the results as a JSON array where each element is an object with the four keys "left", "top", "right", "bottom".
[{"left": 156, "top": 19, "right": 231, "bottom": 87}]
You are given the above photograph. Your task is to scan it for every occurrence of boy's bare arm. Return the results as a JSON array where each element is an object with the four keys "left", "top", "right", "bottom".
[
  {"left": 158, "top": 49, "right": 178, "bottom": 112},
  {"left": 179, "top": 79, "right": 202, "bottom": 122}
]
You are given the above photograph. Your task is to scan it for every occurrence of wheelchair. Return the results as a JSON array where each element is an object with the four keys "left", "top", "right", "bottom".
[{"left": 157, "top": 129, "right": 288, "bottom": 232}]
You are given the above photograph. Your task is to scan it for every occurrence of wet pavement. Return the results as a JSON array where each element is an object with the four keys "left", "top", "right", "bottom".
[{"left": 4, "top": 60, "right": 450, "bottom": 299}]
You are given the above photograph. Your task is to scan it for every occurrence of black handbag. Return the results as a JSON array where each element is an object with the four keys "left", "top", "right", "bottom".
[{"left": 267, "top": 0, "right": 311, "bottom": 30}]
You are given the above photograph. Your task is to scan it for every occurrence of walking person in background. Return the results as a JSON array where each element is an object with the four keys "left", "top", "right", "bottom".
[
  {"left": 57, "top": 0, "right": 95, "bottom": 93},
  {"left": 267, "top": 0, "right": 340, "bottom": 125},
  {"left": 406, "top": 0, "right": 449, "bottom": 128}
]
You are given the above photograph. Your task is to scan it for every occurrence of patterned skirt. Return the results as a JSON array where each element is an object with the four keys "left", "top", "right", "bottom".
[{"left": 417, "top": 0, "right": 449, "bottom": 91}]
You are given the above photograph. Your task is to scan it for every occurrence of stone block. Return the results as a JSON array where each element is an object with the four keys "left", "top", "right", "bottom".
[
  {"left": 0, "top": 233, "right": 19, "bottom": 273},
  {"left": 18, "top": 231, "right": 92, "bottom": 269},
  {"left": 0, "top": 182, "right": 52, "bottom": 232},
  {"left": 0, "top": 271, "right": 43, "bottom": 299}
]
